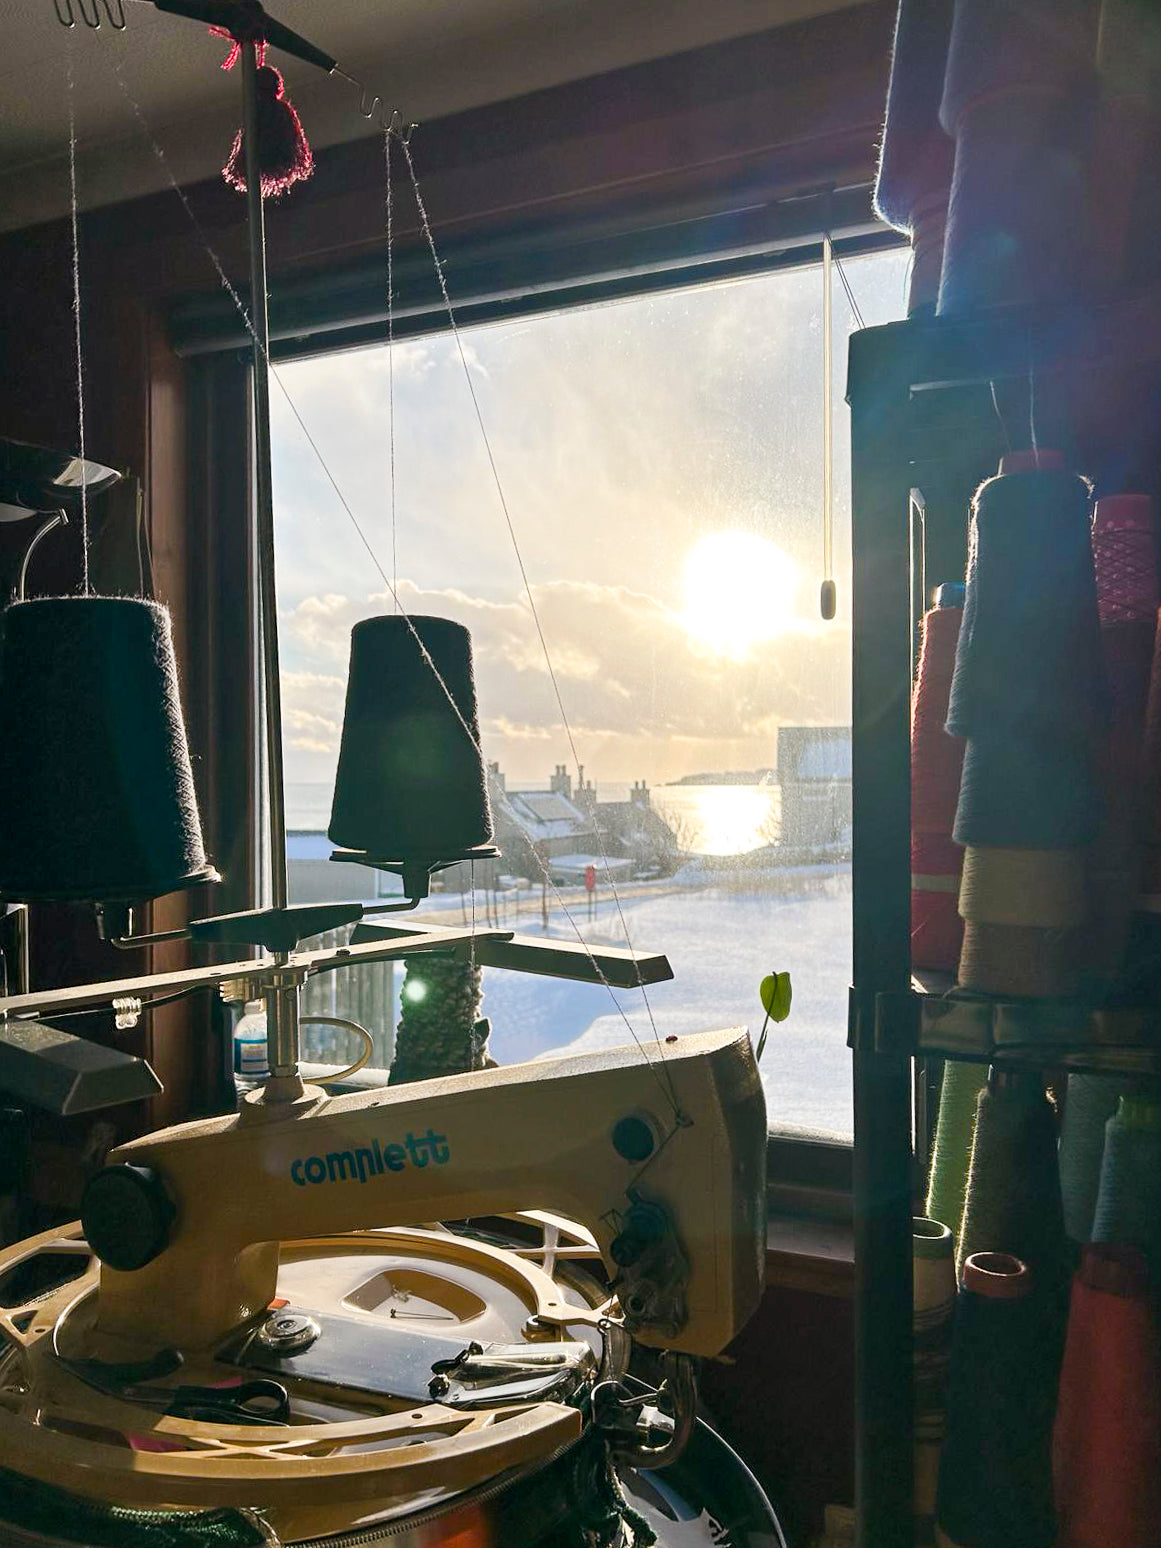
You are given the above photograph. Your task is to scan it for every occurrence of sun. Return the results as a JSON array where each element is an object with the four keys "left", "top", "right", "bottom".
[{"left": 680, "top": 530, "right": 800, "bottom": 658}]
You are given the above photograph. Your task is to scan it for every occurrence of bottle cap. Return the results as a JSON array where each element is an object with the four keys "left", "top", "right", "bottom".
[
  {"left": 999, "top": 449, "right": 1065, "bottom": 476},
  {"left": 962, "top": 1252, "right": 1030, "bottom": 1297}
]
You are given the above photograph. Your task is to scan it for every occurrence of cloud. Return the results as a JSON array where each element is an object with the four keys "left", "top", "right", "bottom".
[{"left": 280, "top": 573, "right": 849, "bottom": 784}]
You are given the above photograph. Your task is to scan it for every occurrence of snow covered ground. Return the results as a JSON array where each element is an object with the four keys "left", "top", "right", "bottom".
[{"left": 455, "top": 870, "right": 853, "bottom": 1138}]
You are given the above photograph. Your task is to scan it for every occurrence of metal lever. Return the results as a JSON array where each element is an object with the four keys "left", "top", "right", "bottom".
[
  {"left": 148, "top": 0, "right": 337, "bottom": 72},
  {"left": 428, "top": 1340, "right": 594, "bottom": 1408}
]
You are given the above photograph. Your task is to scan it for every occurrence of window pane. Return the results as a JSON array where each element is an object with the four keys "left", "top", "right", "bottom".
[{"left": 271, "top": 247, "right": 910, "bottom": 1138}]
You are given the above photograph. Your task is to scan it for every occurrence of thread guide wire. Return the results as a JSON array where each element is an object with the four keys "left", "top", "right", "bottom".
[{"left": 58, "top": 2, "right": 684, "bottom": 1117}]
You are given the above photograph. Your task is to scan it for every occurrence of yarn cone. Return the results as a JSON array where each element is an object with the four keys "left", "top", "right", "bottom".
[
  {"left": 936, "top": 1253, "right": 1055, "bottom": 1548},
  {"left": 1053, "top": 1244, "right": 1161, "bottom": 1548},
  {"left": 926, "top": 1061, "right": 988, "bottom": 1245},
  {"left": 1058, "top": 1075, "right": 1123, "bottom": 1246},
  {"left": 390, "top": 956, "right": 492, "bottom": 1085},
  {"left": 956, "top": 1071, "right": 1070, "bottom": 1384},
  {"left": 1092, "top": 1096, "right": 1161, "bottom": 1297},
  {"left": 957, "top": 1071, "right": 1067, "bottom": 1295},
  {"left": 914, "top": 1218, "right": 956, "bottom": 1526}
]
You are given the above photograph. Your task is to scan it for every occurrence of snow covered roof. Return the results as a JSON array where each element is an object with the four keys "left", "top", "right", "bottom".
[{"left": 507, "top": 790, "right": 592, "bottom": 838}]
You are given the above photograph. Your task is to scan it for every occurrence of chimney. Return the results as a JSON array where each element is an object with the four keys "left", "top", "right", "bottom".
[{"left": 550, "top": 764, "right": 572, "bottom": 800}]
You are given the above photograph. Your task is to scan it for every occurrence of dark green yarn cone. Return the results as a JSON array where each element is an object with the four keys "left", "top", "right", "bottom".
[{"left": 390, "top": 954, "right": 492, "bottom": 1084}]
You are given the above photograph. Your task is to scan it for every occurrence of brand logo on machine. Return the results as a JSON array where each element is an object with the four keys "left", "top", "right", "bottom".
[{"left": 290, "top": 1129, "right": 450, "bottom": 1187}]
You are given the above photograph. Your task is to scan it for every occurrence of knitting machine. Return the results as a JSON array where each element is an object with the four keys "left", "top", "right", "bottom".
[{"left": 0, "top": 934, "right": 771, "bottom": 1546}]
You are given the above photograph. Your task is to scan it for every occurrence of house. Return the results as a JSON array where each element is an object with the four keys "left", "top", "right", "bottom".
[{"left": 776, "top": 725, "right": 853, "bottom": 855}]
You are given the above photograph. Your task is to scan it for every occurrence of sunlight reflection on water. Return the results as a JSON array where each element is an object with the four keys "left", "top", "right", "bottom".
[{"left": 652, "top": 784, "right": 780, "bottom": 857}]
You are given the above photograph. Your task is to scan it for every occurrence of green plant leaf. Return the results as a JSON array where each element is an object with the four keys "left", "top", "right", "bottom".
[{"left": 759, "top": 971, "right": 792, "bottom": 1023}]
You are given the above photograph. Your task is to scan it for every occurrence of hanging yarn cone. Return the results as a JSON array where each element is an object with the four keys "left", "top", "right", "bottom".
[
  {"left": 956, "top": 1070, "right": 1069, "bottom": 1373},
  {"left": 389, "top": 956, "right": 493, "bottom": 1085},
  {"left": 926, "top": 1060, "right": 988, "bottom": 1246},
  {"left": 1058, "top": 1075, "right": 1127, "bottom": 1248},
  {"left": 912, "top": 584, "right": 966, "bottom": 972},
  {"left": 914, "top": 1218, "right": 957, "bottom": 1529},
  {"left": 1053, "top": 1243, "right": 1161, "bottom": 1548},
  {"left": 216, "top": 35, "right": 314, "bottom": 200},
  {"left": 936, "top": 1253, "right": 1056, "bottom": 1548},
  {"left": 1091, "top": 1095, "right": 1161, "bottom": 1298},
  {"left": 948, "top": 452, "right": 1105, "bottom": 997},
  {"left": 936, "top": 0, "right": 1096, "bottom": 314},
  {"left": 873, "top": 0, "right": 955, "bottom": 315}
]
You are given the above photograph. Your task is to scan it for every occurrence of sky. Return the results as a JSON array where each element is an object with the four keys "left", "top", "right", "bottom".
[{"left": 270, "top": 247, "right": 911, "bottom": 801}]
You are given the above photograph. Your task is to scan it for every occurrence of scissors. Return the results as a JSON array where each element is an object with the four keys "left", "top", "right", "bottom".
[
  {"left": 122, "top": 1377, "right": 290, "bottom": 1426},
  {"left": 59, "top": 1347, "right": 289, "bottom": 1426}
]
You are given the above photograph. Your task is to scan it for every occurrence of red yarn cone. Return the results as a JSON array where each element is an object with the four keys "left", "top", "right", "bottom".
[
  {"left": 215, "top": 33, "right": 314, "bottom": 200},
  {"left": 1053, "top": 1244, "right": 1161, "bottom": 1548}
]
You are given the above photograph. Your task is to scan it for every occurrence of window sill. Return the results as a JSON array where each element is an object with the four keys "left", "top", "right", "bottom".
[{"left": 766, "top": 1213, "right": 853, "bottom": 1299}]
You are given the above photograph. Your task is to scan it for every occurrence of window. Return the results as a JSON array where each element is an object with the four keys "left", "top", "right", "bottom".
[{"left": 271, "top": 246, "right": 910, "bottom": 1138}]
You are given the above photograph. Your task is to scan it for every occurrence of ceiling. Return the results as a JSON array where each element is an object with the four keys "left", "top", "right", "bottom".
[{"left": 0, "top": 0, "right": 866, "bottom": 231}]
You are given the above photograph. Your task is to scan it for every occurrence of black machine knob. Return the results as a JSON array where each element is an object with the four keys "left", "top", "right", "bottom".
[{"left": 82, "top": 1163, "right": 174, "bottom": 1272}]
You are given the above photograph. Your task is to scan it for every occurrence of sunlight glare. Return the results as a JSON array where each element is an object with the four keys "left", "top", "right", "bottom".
[{"left": 681, "top": 531, "right": 799, "bottom": 658}]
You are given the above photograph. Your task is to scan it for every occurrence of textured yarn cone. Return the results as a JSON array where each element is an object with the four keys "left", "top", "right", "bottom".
[
  {"left": 0, "top": 597, "right": 214, "bottom": 902},
  {"left": 329, "top": 615, "right": 493, "bottom": 863}
]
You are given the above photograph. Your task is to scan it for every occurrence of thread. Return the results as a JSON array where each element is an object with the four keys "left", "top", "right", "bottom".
[
  {"left": 1058, "top": 1075, "right": 1126, "bottom": 1245},
  {"left": 1092, "top": 1096, "right": 1161, "bottom": 1296},
  {"left": 958, "top": 846, "right": 1085, "bottom": 929},
  {"left": 957, "top": 1072, "right": 1069, "bottom": 1348},
  {"left": 926, "top": 1060, "right": 989, "bottom": 1244},
  {"left": 1053, "top": 1244, "right": 1161, "bottom": 1548},
  {"left": 958, "top": 920, "right": 1081, "bottom": 998},
  {"left": 936, "top": 1252, "right": 1056, "bottom": 1548},
  {"left": 914, "top": 1217, "right": 957, "bottom": 1524}
]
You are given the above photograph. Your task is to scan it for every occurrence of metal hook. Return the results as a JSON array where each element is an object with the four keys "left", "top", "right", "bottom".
[
  {"left": 53, "top": 0, "right": 126, "bottom": 28},
  {"left": 333, "top": 69, "right": 417, "bottom": 143}
]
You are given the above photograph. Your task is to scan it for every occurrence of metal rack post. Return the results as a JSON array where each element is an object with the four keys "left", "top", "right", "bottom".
[{"left": 847, "top": 320, "right": 920, "bottom": 1548}]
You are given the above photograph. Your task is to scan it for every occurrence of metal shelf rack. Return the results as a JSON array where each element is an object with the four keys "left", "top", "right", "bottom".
[{"left": 845, "top": 291, "right": 1161, "bottom": 1546}]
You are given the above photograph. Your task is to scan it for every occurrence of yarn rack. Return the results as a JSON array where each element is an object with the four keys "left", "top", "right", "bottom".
[{"left": 847, "top": 290, "right": 1161, "bottom": 1547}]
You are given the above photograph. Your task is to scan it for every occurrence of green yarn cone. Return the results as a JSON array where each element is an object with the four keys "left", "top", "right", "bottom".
[
  {"left": 389, "top": 955, "right": 492, "bottom": 1085},
  {"left": 1058, "top": 1073, "right": 1123, "bottom": 1245},
  {"left": 957, "top": 1072, "right": 1069, "bottom": 1357},
  {"left": 926, "top": 1060, "right": 988, "bottom": 1247}
]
